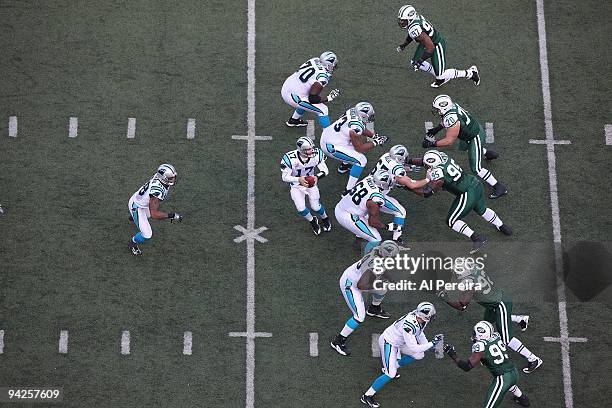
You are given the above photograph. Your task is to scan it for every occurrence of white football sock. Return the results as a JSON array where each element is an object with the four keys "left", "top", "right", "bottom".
[
  {"left": 477, "top": 168, "right": 497, "bottom": 186},
  {"left": 451, "top": 220, "right": 474, "bottom": 238},
  {"left": 482, "top": 208, "right": 503, "bottom": 228},
  {"left": 508, "top": 337, "right": 536, "bottom": 361},
  {"left": 510, "top": 385, "right": 523, "bottom": 398},
  {"left": 291, "top": 110, "right": 303, "bottom": 120}
]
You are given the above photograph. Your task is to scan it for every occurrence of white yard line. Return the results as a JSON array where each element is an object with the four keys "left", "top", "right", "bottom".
[
  {"left": 485, "top": 122, "right": 494, "bottom": 143},
  {"left": 59, "top": 330, "right": 69, "bottom": 354},
  {"left": 8, "top": 116, "right": 17, "bottom": 137},
  {"left": 0, "top": 330, "right": 4, "bottom": 354},
  {"left": 121, "top": 330, "right": 130, "bottom": 355},
  {"left": 183, "top": 331, "right": 193, "bottom": 355},
  {"left": 309, "top": 333, "right": 318, "bottom": 357},
  {"left": 605, "top": 124, "right": 612, "bottom": 145},
  {"left": 371, "top": 333, "right": 380, "bottom": 357},
  {"left": 127, "top": 118, "right": 136, "bottom": 139},
  {"left": 68, "top": 117, "right": 78, "bottom": 138},
  {"left": 186, "top": 118, "right": 196, "bottom": 139},
  {"left": 424, "top": 121, "right": 433, "bottom": 131},
  {"left": 306, "top": 120, "right": 315, "bottom": 140}
]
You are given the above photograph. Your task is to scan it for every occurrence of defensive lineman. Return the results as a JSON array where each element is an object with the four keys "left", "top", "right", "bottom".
[
  {"left": 361, "top": 302, "right": 443, "bottom": 408},
  {"left": 281, "top": 52, "right": 340, "bottom": 128},
  {"left": 424, "top": 95, "right": 507, "bottom": 199},
  {"left": 280, "top": 137, "right": 332, "bottom": 235},
  {"left": 396, "top": 5, "right": 480, "bottom": 88},
  {"left": 128, "top": 164, "right": 182, "bottom": 255},
  {"left": 321, "top": 102, "right": 388, "bottom": 189},
  {"left": 331, "top": 240, "right": 401, "bottom": 356}
]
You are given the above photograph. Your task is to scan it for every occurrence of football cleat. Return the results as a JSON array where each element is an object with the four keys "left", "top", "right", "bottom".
[
  {"left": 513, "top": 394, "right": 531, "bottom": 407},
  {"left": 310, "top": 218, "right": 321, "bottom": 235},
  {"left": 470, "top": 66, "right": 481, "bottom": 86},
  {"left": 286, "top": 117, "right": 308, "bottom": 127},
  {"left": 0, "top": 204, "right": 5, "bottom": 216},
  {"left": 497, "top": 224, "right": 513, "bottom": 236},
  {"left": 518, "top": 316, "right": 530, "bottom": 332},
  {"left": 361, "top": 394, "right": 380, "bottom": 408},
  {"left": 523, "top": 357, "right": 543, "bottom": 374},
  {"left": 367, "top": 304, "right": 391, "bottom": 319},
  {"left": 431, "top": 78, "right": 450, "bottom": 88},
  {"left": 484, "top": 150, "right": 499, "bottom": 161},
  {"left": 338, "top": 162, "right": 353, "bottom": 174},
  {"left": 470, "top": 233, "right": 487, "bottom": 254},
  {"left": 330, "top": 335, "right": 350, "bottom": 356},
  {"left": 489, "top": 182, "right": 508, "bottom": 199},
  {"left": 321, "top": 217, "right": 332, "bottom": 232},
  {"left": 128, "top": 240, "right": 142, "bottom": 256}
]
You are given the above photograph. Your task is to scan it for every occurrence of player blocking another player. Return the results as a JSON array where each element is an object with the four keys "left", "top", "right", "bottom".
[
  {"left": 443, "top": 321, "right": 531, "bottom": 407},
  {"left": 280, "top": 137, "right": 331, "bottom": 235},
  {"left": 321, "top": 102, "right": 388, "bottom": 190},
  {"left": 281, "top": 51, "right": 339, "bottom": 129},
  {"left": 331, "top": 240, "right": 401, "bottom": 356},
  {"left": 128, "top": 164, "right": 182, "bottom": 256},
  {"left": 361, "top": 302, "right": 443, "bottom": 408}
]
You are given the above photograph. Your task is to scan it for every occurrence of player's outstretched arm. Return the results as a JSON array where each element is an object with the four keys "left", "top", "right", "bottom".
[
  {"left": 149, "top": 196, "right": 182, "bottom": 222},
  {"left": 396, "top": 175, "right": 430, "bottom": 190},
  {"left": 413, "top": 179, "right": 444, "bottom": 197}
]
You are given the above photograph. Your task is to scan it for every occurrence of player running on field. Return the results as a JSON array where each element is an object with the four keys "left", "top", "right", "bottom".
[
  {"left": 280, "top": 136, "right": 331, "bottom": 235},
  {"left": 128, "top": 164, "right": 182, "bottom": 255},
  {"left": 331, "top": 240, "right": 401, "bottom": 356},
  {"left": 443, "top": 321, "right": 531, "bottom": 407},
  {"left": 361, "top": 302, "right": 443, "bottom": 408},
  {"left": 411, "top": 150, "right": 512, "bottom": 253},
  {"left": 396, "top": 5, "right": 480, "bottom": 88},
  {"left": 423, "top": 95, "right": 508, "bottom": 199},
  {"left": 281, "top": 51, "right": 339, "bottom": 129},
  {"left": 439, "top": 264, "right": 543, "bottom": 374}
]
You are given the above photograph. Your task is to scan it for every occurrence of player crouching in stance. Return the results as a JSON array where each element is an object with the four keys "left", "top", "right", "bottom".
[
  {"left": 128, "top": 164, "right": 182, "bottom": 255},
  {"left": 331, "top": 240, "right": 400, "bottom": 356},
  {"left": 281, "top": 51, "right": 339, "bottom": 129},
  {"left": 280, "top": 137, "right": 331, "bottom": 235},
  {"left": 321, "top": 102, "right": 388, "bottom": 190},
  {"left": 360, "top": 302, "right": 443, "bottom": 408},
  {"left": 443, "top": 321, "right": 531, "bottom": 407}
]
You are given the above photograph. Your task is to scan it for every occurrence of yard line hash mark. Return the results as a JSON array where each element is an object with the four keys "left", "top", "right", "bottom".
[
  {"left": 605, "top": 124, "right": 612, "bottom": 145},
  {"left": 307, "top": 120, "right": 315, "bottom": 140},
  {"left": 309, "top": 333, "right": 318, "bottom": 357},
  {"left": 485, "top": 122, "right": 494, "bottom": 143},
  {"left": 186, "top": 118, "right": 196, "bottom": 139},
  {"left": 371, "top": 333, "right": 380, "bottom": 357},
  {"left": 424, "top": 121, "right": 433, "bottom": 132},
  {"left": 0, "top": 330, "right": 4, "bottom": 354},
  {"left": 59, "top": 330, "right": 69, "bottom": 354},
  {"left": 121, "top": 331, "right": 130, "bottom": 355},
  {"left": 8, "top": 116, "right": 17, "bottom": 137},
  {"left": 127, "top": 118, "right": 136, "bottom": 139},
  {"left": 68, "top": 117, "right": 78, "bottom": 138},
  {"left": 183, "top": 331, "right": 192, "bottom": 355}
]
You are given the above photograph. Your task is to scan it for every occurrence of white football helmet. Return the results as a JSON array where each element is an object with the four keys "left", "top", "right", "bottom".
[
  {"left": 372, "top": 169, "right": 394, "bottom": 190},
  {"left": 296, "top": 136, "right": 316, "bottom": 158},
  {"left": 415, "top": 301, "right": 436, "bottom": 322},
  {"left": 389, "top": 144, "right": 409, "bottom": 165},
  {"left": 397, "top": 5, "right": 418, "bottom": 28},
  {"left": 472, "top": 321, "right": 496, "bottom": 342},
  {"left": 374, "top": 240, "right": 400, "bottom": 259},
  {"left": 155, "top": 163, "right": 177, "bottom": 186},
  {"left": 319, "top": 51, "right": 338, "bottom": 73},
  {"left": 355, "top": 102, "right": 375, "bottom": 123},
  {"left": 422, "top": 150, "right": 447, "bottom": 168},
  {"left": 432, "top": 94, "right": 454, "bottom": 116}
]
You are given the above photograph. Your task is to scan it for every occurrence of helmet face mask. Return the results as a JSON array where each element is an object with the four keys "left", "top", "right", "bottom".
[
  {"left": 355, "top": 102, "right": 375, "bottom": 123},
  {"left": 397, "top": 5, "right": 418, "bottom": 28},
  {"left": 296, "top": 136, "right": 316, "bottom": 159},
  {"left": 156, "top": 163, "right": 177, "bottom": 186},
  {"left": 472, "top": 321, "right": 495, "bottom": 342},
  {"left": 389, "top": 144, "right": 409, "bottom": 165},
  {"left": 432, "top": 94, "right": 453, "bottom": 116},
  {"left": 319, "top": 51, "right": 338, "bottom": 74},
  {"left": 372, "top": 169, "right": 394, "bottom": 190}
]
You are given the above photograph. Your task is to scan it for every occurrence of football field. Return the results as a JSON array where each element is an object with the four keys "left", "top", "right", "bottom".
[{"left": 1, "top": 1, "right": 611, "bottom": 407}]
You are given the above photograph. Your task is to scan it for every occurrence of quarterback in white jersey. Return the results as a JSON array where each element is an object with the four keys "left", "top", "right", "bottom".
[
  {"left": 280, "top": 137, "right": 331, "bottom": 235},
  {"left": 361, "top": 302, "right": 444, "bottom": 408},
  {"left": 281, "top": 51, "right": 339, "bottom": 129},
  {"left": 127, "top": 164, "right": 182, "bottom": 255},
  {"left": 321, "top": 102, "right": 388, "bottom": 189},
  {"left": 330, "top": 241, "right": 400, "bottom": 357}
]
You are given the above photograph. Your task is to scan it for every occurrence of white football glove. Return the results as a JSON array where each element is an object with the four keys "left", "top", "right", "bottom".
[
  {"left": 327, "top": 89, "right": 340, "bottom": 102},
  {"left": 169, "top": 213, "right": 182, "bottom": 223},
  {"left": 405, "top": 164, "right": 422, "bottom": 173},
  {"left": 371, "top": 134, "right": 388, "bottom": 147},
  {"left": 432, "top": 334, "right": 444, "bottom": 347}
]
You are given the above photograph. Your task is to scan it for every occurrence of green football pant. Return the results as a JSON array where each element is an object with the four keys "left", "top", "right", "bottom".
[
  {"left": 413, "top": 38, "right": 447, "bottom": 77},
  {"left": 483, "top": 368, "right": 518, "bottom": 408},
  {"left": 484, "top": 300, "right": 514, "bottom": 344},
  {"left": 446, "top": 182, "right": 487, "bottom": 227}
]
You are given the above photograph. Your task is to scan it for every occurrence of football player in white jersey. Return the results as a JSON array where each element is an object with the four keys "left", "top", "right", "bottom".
[
  {"left": 371, "top": 145, "right": 430, "bottom": 242},
  {"left": 127, "top": 164, "right": 182, "bottom": 255},
  {"left": 280, "top": 136, "right": 331, "bottom": 235},
  {"left": 361, "top": 302, "right": 444, "bottom": 408},
  {"left": 334, "top": 170, "right": 392, "bottom": 247},
  {"left": 321, "top": 102, "right": 388, "bottom": 189},
  {"left": 281, "top": 51, "right": 340, "bottom": 129},
  {"left": 331, "top": 240, "right": 400, "bottom": 357}
]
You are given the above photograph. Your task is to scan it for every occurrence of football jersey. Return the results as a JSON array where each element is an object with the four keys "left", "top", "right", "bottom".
[
  {"left": 407, "top": 15, "right": 443, "bottom": 44},
  {"left": 371, "top": 153, "right": 407, "bottom": 193},
  {"left": 130, "top": 177, "right": 169, "bottom": 208},
  {"left": 459, "top": 267, "right": 506, "bottom": 308},
  {"left": 328, "top": 108, "right": 367, "bottom": 145},
  {"left": 342, "top": 251, "right": 379, "bottom": 284},
  {"left": 442, "top": 103, "right": 482, "bottom": 142},
  {"left": 382, "top": 311, "right": 427, "bottom": 348},
  {"left": 337, "top": 175, "right": 385, "bottom": 216},
  {"left": 280, "top": 148, "right": 326, "bottom": 187},
  {"left": 472, "top": 332, "right": 516, "bottom": 376},
  {"left": 284, "top": 58, "right": 331, "bottom": 97},
  {"left": 428, "top": 155, "right": 479, "bottom": 196}
]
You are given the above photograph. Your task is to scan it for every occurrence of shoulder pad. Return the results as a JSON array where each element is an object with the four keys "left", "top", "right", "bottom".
[
  {"left": 408, "top": 22, "right": 422, "bottom": 39},
  {"left": 315, "top": 72, "right": 329, "bottom": 87},
  {"left": 369, "top": 192, "right": 385, "bottom": 206},
  {"left": 443, "top": 113, "right": 459, "bottom": 128},
  {"left": 429, "top": 167, "right": 444, "bottom": 181},
  {"left": 348, "top": 120, "right": 365, "bottom": 134},
  {"left": 391, "top": 163, "right": 406, "bottom": 177},
  {"left": 403, "top": 319, "right": 418, "bottom": 335},
  {"left": 472, "top": 341, "right": 486, "bottom": 353}
]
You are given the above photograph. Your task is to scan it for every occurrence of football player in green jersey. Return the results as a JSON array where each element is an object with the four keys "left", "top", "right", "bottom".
[
  {"left": 396, "top": 5, "right": 480, "bottom": 88},
  {"left": 423, "top": 95, "right": 508, "bottom": 199},
  {"left": 443, "top": 321, "right": 531, "bottom": 407},
  {"left": 440, "top": 265, "right": 544, "bottom": 374},
  {"left": 410, "top": 150, "right": 511, "bottom": 253}
]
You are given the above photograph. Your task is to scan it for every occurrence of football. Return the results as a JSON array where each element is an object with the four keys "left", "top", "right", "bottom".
[{"left": 304, "top": 175, "right": 316, "bottom": 187}]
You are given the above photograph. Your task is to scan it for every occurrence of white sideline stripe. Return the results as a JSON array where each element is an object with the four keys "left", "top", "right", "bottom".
[
  {"left": 371, "top": 333, "right": 380, "bottom": 357},
  {"left": 424, "top": 121, "right": 433, "bottom": 131},
  {"left": 183, "top": 331, "right": 192, "bottom": 355},
  {"left": 605, "top": 124, "right": 612, "bottom": 145},
  {"left": 309, "top": 333, "right": 318, "bottom": 357},
  {"left": 59, "top": 330, "right": 69, "bottom": 354},
  {"left": 186, "top": 118, "right": 196, "bottom": 139},
  {"left": 0, "top": 330, "right": 4, "bottom": 354},
  {"left": 529, "top": 139, "right": 571, "bottom": 145},
  {"left": 68, "top": 117, "right": 78, "bottom": 138},
  {"left": 121, "top": 331, "right": 130, "bottom": 355},
  {"left": 8, "top": 116, "right": 17, "bottom": 137},
  {"left": 126, "top": 118, "right": 136, "bottom": 139},
  {"left": 485, "top": 122, "right": 494, "bottom": 143},
  {"left": 536, "top": 2, "right": 574, "bottom": 407},
  {"left": 544, "top": 336, "right": 588, "bottom": 343},
  {"left": 306, "top": 120, "right": 315, "bottom": 140}
]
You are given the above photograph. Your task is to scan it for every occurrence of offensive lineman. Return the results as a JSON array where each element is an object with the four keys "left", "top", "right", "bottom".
[
  {"left": 331, "top": 240, "right": 401, "bottom": 356},
  {"left": 424, "top": 95, "right": 507, "bottom": 199},
  {"left": 361, "top": 302, "right": 443, "bottom": 408},
  {"left": 396, "top": 5, "right": 480, "bottom": 88},
  {"left": 280, "top": 136, "right": 332, "bottom": 235},
  {"left": 321, "top": 102, "right": 388, "bottom": 189},
  {"left": 128, "top": 164, "right": 182, "bottom": 255},
  {"left": 443, "top": 321, "right": 531, "bottom": 407},
  {"left": 281, "top": 51, "right": 340, "bottom": 129}
]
